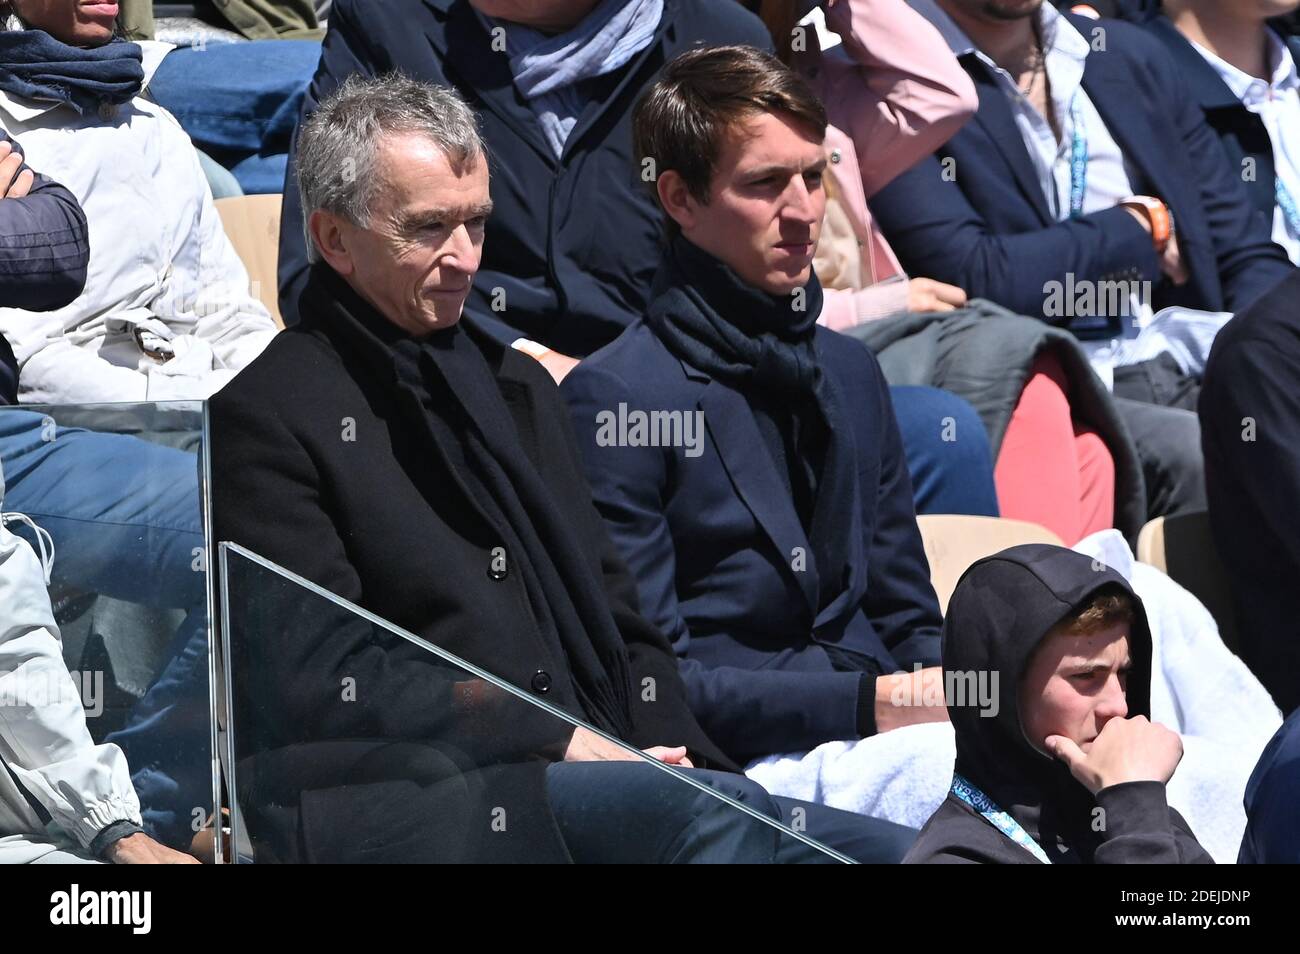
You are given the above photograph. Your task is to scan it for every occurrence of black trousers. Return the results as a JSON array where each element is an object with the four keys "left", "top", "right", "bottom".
[
  {"left": 1113, "top": 354, "right": 1207, "bottom": 519},
  {"left": 545, "top": 761, "right": 916, "bottom": 864}
]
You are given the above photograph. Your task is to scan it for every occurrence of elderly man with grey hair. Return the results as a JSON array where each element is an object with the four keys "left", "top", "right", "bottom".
[{"left": 209, "top": 73, "right": 916, "bottom": 863}]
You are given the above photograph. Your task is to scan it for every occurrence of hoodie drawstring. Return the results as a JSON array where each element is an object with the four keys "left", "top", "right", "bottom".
[{"left": 1, "top": 512, "right": 55, "bottom": 585}]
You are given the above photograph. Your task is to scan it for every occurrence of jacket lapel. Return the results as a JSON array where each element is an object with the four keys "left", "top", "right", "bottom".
[
  {"left": 961, "top": 53, "right": 1054, "bottom": 225},
  {"left": 1079, "top": 48, "right": 1186, "bottom": 218},
  {"left": 695, "top": 373, "right": 819, "bottom": 619}
]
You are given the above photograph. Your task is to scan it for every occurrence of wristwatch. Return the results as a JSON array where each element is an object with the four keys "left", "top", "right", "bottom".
[{"left": 1122, "top": 195, "right": 1175, "bottom": 254}]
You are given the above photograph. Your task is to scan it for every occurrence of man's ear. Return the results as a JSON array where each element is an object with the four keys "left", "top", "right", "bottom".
[
  {"left": 308, "top": 209, "right": 356, "bottom": 277},
  {"left": 656, "top": 169, "right": 700, "bottom": 233}
]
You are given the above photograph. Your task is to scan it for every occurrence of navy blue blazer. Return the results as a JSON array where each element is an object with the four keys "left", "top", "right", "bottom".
[
  {"left": 276, "top": 0, "right": 771, "bottom": 354},
  {"left": 869, "top": 15, "right": 1294, "bottom": 331},
  {"left": 561, "top": 322, "right": 943, "bottom": 763},
  {"left": 1146, "top": 15, "right": 1300, "bottom": 247}
]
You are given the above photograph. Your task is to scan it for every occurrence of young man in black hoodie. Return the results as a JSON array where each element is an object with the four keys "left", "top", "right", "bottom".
[{"left": 907, "top": 544, "right": 1213, "bottom": 863}]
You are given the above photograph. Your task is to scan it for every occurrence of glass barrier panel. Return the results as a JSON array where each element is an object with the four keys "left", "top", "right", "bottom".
[
  {"left": 0, "top": 402, "right": 219, "bottom": 864},
  {"left": 218, "top": 542, "right": 849, "bottom": 864}
]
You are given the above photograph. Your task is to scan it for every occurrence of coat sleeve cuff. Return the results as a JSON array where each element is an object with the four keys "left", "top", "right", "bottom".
[
  {"left": 1094, "top": 780, "right": 1173, "bottom": 841},
  {"left": 856, "top": 674, "right": 878, "bottom": 737},
  {"left": 90, "top": 820, "right": 146, "bottom": 859}
]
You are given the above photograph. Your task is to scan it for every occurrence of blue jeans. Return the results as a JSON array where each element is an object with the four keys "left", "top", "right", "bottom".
[
  {"left": 150, "top": 40, "right": 323, "bottom": 195},
  {"left": 0, "top": 410, "right": 209, "bottom": 849},
  {"left": 889, "top": 386, "right": 999, "bottom": 517}
]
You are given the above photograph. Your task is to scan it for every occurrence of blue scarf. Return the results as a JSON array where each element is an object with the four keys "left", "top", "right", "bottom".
[
  {"left": 487, "top": 0, "right": 664, "bottom": 157},
  {"left": 646, "top": 235, "right": 854, "bottom": 615},
  {"left": 0, "top": 30, "right": 143, "bottom": 116}
]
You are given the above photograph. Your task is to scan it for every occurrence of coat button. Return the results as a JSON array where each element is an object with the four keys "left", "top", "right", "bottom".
[
  {"left": 830, "top": 148, "right": 842, "bottom": 164},
  {"left": 530, "top": 670, "right": 552, "bottom": 694}
]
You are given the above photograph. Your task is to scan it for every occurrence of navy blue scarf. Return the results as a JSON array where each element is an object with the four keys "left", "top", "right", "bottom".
[
  {"left": 647, "top": 234, "right": 853, "bottom": 615},
  {"left": 0, "top": 30, "right": 143, "bottom": 115}
]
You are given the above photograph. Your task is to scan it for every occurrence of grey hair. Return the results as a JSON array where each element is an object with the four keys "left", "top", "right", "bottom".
[{"left": 296, "top": 72, "right": 485, "bottom": 263}]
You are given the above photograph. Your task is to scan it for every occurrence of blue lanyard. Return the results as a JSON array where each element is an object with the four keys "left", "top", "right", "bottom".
[
  {"left": 1068, "top": 94, "right": 1088, "bottom": 219},
  {"left": 1276, "top": 177, "right": 1300, "bottom": 238},
  {"left": 950, "top": 773, "right": 1052, "bottom": 864}
]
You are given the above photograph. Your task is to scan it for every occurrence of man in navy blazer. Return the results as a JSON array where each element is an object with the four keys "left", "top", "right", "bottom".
[
  {"left": 869, "top": 0, "right": 1296, "bottom": 519},
  {"left": 1149, "top": 3, "right": 1300, "bottom": 265},
  {"left": 562, "top": 46, "right": 950, "bottom": 769}
]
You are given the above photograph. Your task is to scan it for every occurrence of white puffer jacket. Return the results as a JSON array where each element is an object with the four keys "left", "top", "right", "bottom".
[{"left": 0, "top": 460, "right": 141, "bottom": 862}]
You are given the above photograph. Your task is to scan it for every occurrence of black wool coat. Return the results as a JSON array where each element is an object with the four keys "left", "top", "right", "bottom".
[{"left": 211, "top": 266, "right": 733, "bottom": 863}]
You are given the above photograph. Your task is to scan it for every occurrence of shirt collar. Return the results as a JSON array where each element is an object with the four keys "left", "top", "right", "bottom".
[
  {"left": 1190, "top": 30, "right": 1300, "bottom": 105},
  {"left": 0, "top": 39, "right": 173, "bottom": 123}
]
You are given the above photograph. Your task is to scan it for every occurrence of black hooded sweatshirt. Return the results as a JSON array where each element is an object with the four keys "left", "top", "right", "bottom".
[{"left": 906, "top": 545, "right": 1213, "bottom": 864}]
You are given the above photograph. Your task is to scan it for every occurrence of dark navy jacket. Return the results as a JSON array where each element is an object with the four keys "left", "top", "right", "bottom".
[
  {"left": 277, "top": 0, "right": 772, "bottom": 354},
  {"left": 562, "top": 321, "right": 943, "bottom": 763},
  {"left": 0, "top": 131, "right": 89, "bottom": 403},
  {"left": 1146, "top": 14, "right": 1300, "bottom": 247},
  {"left": 869, "top": 15, "right": 1294, "bottom": 333}
]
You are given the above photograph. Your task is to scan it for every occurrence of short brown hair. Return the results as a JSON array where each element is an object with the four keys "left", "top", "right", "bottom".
[
  {"left": 632, "top": 44, "right": 827, "bottom": 226},
  {"left": 1056, "top": 584, "right": 1135, "bottom": 637}
]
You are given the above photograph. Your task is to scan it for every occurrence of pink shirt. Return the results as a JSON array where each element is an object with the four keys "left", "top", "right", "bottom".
[{"left": 793, "top": 0, "right": 978, "bottom": 330}]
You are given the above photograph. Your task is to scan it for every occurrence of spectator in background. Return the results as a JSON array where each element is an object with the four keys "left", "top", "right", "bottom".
[
  {"left": 765, "top": 0, "right": 1133, "bottom": 544},
  {"left": 1200, "top": 269, "right": 1300, "bottom": 713},
  {"left": 564, "top": 46, "right": 949, "bottom": 776},
  {"left": 1238, "top": 708, "right": 1300, "bottom": 862},
  {"left": 868, "top": 0, "right": 1296, "bottom": 522},
  {"left": 906, "top": 545, "right": 1212, "bottom": 864},
  {"left": 0, "top": 455, "right": 198, "bottom": 864},
  {"left": 0, "top": 0, "right": 278, "bottom": 403},
  {"left": 1151, "top": 1, "right": 1300, "bottom": 266},
  {"left": 0, "top": 132, "right": 208, "bottom": 857}
]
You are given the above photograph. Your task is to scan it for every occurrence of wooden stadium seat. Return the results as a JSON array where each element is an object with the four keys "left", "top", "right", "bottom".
[
  {"left": 1136, "top": 511, "right": 1239, "bottom": 653},
  {"left": 917, "top": 515, "right": 1064, "bottom": 613},
  {"left": 215, "top": 194, "right": 284, "bottom": 328}
]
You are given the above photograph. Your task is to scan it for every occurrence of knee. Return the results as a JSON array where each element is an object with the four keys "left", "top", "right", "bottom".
[
  {"left": 891, "top": 386, "right": 997, "bottom": 516},
  {"left": 891, "top": 386, "right": 992, "bottom": 467}
]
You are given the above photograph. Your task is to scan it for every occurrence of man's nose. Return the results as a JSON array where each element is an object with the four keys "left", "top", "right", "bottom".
[
  {"left": 782, "top": 177, "right": 821, "bottom": 225},
  {"left": 1095, "top": 674, "right": 1129, "bottom": 725},
  {"left": 443, "top": 222, "right": 481, "bottom": 271}
]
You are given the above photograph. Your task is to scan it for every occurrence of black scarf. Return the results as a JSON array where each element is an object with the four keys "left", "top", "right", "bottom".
[
  {"left": 646, "top": 234, "right": 852, "bottom": 614},
  {"left": 307, "top": 268, "right": 636, "bottom": 740},
  {"left": 0, "top": 30, "right": 143, "bottom": 116}
]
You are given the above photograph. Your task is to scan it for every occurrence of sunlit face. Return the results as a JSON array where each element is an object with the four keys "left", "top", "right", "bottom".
[
  {"left": 467, "top": 0, "right": 601, "bottom": 31},
  {"left": 667, "top": 111, "right": 826, "bottom": 296},
  {"left": 312, "top": 132, "right": 492, "bottom": 337},
  {"left": 1020, "top": 622, "right": 1132, "bottom": 756},
  {"left": 10, "top": 0, "right": 118, "bottom": 47}
]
